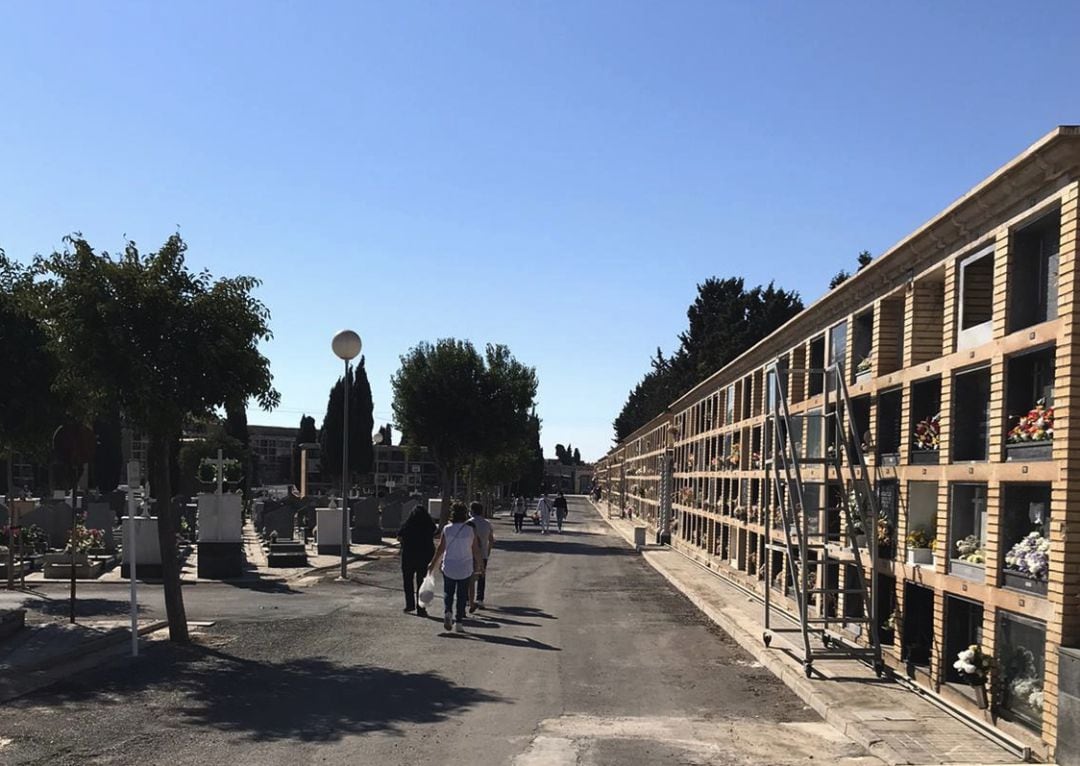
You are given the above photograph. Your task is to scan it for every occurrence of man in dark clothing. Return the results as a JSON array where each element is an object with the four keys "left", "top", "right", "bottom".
[
  {"left": 397, "top": 504, "right": 437, "bottom": 616},
  {"left": 553, "top": 492, "right": 569, "bottom": 533}
]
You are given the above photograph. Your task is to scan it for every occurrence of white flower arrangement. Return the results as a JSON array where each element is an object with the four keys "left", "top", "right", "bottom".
[
  {"left": 1003, "top": 531, "right": 1050, "bottom": 580},
  {"left": 953, "top": 644, "right": 993, "bottom": 685}
]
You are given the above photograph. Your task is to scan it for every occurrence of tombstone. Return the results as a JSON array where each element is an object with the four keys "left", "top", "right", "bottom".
[
  {"left": 349, "top": 497, "right": 381, "bottom": 544},
  {"left": 262, "top": 504, "right": 296, "bottom": 542},
  {"left": 24, "top": 501, "right": 75, "bottom": 550},
  {"left": 85, "top": 502, "right": 116, "bottom": 553},
  {"left": 428, "top": 498, "right": 443, "bottom": 523},
  {"left": 252, "top": 500, "right": 266, "bottom": 532},
  {"left": 379, "top": 499, "right": 403, "bottom": 535},
  {"left": 196, "top": 492, "right": 244, "bottom": 578},
  {"left": 316, "top": 504, "right": 346, "bottom": 555},
  {"left": 121, "top": 515, "right": 162, "bottom": 578}
]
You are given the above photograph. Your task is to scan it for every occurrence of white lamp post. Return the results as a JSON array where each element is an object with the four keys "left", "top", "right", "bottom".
[{"left": 332, "top": 329, "right": 362, "bottom": 579}]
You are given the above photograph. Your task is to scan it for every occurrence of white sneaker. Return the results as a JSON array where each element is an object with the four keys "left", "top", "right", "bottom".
[
  {"left": 444, "top": 612, "right": 452, "bottom": 631},
  {"left": 454, "top": 621, "right": 465, "bottom": 634}
]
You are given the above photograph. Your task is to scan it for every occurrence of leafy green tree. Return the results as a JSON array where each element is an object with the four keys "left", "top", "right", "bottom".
[
  {"left": 0, "top": 250, "right": 65, "bottom": 484},
  {"left": 92, "top": 412, "right": 123, "bottom": 494},
  {"left": 857, "top": 250, "right": 873, "bottom": 270},
  {"left": 177, "top": 422, "right": 247, "bottom": 496},
  {"left": 318, "top": 357, "right": 375, "bottom": 487},
  {"left": 391, "top": 339, "right": 537, "bottom": 524},
  {"left": 572, "top": 447, "right": 581, "bottom": 465},
  {"left": 615, "top": 277, "right": 803, "bottom": 440},
  {"left": 829, "top": 270, "right": 850, "bottom": 288},
  {"left": 555, "top": 444, "right": 566, "bottom": 463},
  {"left": 224, "top": 399, "right": 251, "bottom": 498},
  {"left": 36, "top": 234, "right": 279, "bottom": 642}
]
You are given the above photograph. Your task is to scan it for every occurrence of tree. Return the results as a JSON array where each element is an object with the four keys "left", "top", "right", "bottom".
[
  {"left": 0, "top": 251, "right": 65, "bottom": 485},
  {"left": 572, "top": 447, "right": 581, "bottom": 465},
  {"left": 555, "top": 444, "right": 566, "bottom": 463},
  {"left": 857, "top": 250, "right": 873, "bottom": 270},
  {"left": 92, "top": 412, "right": 123, "bottom": 494},
  {"left": 614, "top": 277, "right": 803, "bottom": 441},
  {"left": 318, "top": 357, "right": 375, "bottom": 487},
  {"left": 291, "top": 414, "right": 318, "bottom": 488},
  {"left": 224, "top": 398, "right": 250, "bottom": 498},
  {"left": 36, "top": 234, "right": 279, "bottom": 642},
  {"left": 391, "top": 339, "right": 537, "bottom": 525},
  {"left": 517, "top": 411, "right": 545, "bottom": 496}
]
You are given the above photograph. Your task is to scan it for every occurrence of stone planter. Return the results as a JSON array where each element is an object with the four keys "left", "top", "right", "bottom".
[
  {"left": 878, "top": 452, "right": 900, "bottom": 467},
  {"left": 910, "top": 450, "right": 939, "bottom": 465},
  {"left": 855, "top": 370, "right": 872, "bottom": 384},
  {"left": 973, "top": 684, "right": 988, "bottom": 710},
  {"left": 1005, "top": 441, "right": 1052, "bottom": 462},
  {"left": 1001, "top": 569, "right": 1048, "bottom": 596},
  {"left": 950, "top": 559, "right": 985, "bottom": 582},
  {"left": 907, "top": 548, "right": 935, "bottom": 566}
]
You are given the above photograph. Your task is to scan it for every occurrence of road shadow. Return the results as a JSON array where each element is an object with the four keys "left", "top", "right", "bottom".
[
  {"left": 218, "top": 577, "right": 305, "bottom": 595},
  {"left": 12, "top": 641, "right": 505, "bottom": 743},
  {"left": 494, "top": 538, "right": 634, "bottom": 557},
  {"left": 22, "top": 596, "right": 147, "bottom": 619},
  {"left": 488, "top": 605, "right": 557, "bottom": 620},
  {"left": 439, "top": 632, "right": 560, "bottom": 651}
]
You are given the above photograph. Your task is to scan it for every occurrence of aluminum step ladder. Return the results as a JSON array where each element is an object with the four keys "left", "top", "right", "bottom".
[{"left": 761, "top": 362, "right": 885, "bottom": 678}]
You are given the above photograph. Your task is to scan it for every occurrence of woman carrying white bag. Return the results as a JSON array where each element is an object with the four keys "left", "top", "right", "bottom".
[{"left": 427, "top": 502, "right": 482, "bottom": 633}]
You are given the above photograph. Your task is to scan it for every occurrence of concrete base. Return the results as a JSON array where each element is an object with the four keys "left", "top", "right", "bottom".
[
  {"left": 197, "top": 542, "right": 244, "bottom": 579},
  {"left": 267, "top": 541, "right": 306, "bottom": 568},
  {"left": 316, "top": 544, "right": 344, "bottom": 556},
  {"left": 120, "top": 563, "right": 163, "bottom": 579},
  {"left": 350, "top": 526, "right": 382, "bottom": 545}
]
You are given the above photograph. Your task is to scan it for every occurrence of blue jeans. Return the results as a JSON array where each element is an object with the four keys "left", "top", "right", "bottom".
[{"left": 443, "top": 575, "right": 470, "bottom": 621}]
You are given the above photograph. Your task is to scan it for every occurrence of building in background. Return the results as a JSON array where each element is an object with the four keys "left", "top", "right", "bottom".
[{"left": 544, "top": 459, "right": 593, "bottom": 494}]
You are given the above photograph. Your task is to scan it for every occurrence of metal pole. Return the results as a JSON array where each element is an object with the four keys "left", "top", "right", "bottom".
[
  {"left": 70, "top": 474, "right": 77, "bottom": 624},
  {"left": 340, "top": 359, "right": 350, "bottom": 579},
  {"left": 128, "top": 464, "right": 138, "bottom": 657}
]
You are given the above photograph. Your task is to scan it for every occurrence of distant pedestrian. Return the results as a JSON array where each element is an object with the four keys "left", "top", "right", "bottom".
[
  {"left": 536, "top": 493, "right": 553, "bottom": 534},
  {"left": 512, "top": 495, "right": 526, "bottom": 533},
  {"left": 428, "top": 502, "right": 482, "bottom": 633},
  {"left": 467, "top": 501, "right": 496, "bottom": 611},
  {"left": 553, "top": 491, "right": 568, "bottom": 533},
  {"left": 397, "top": 504, "right": 436, "bottom": 616}
]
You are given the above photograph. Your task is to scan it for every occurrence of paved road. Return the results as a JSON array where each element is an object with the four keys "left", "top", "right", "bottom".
[{"left": 0, "top": 497, "right": 876, "bottom": 765}]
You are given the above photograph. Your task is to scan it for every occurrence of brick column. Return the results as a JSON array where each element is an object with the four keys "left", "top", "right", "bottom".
[
  {"left": 992, "top": 230, "right": 1012, "bottom": 340},
  {"left": 1045, "top": 182, "right": 1080, "bottom": 752},
  {"left": 942, "top": 260, "right": 959, "bottom": 357}
]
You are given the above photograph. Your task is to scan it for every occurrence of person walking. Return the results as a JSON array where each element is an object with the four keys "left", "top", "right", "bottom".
[
  {"left": 428, "top": 502, "right": 481, "bottom": 633},
  {"left": 553, "top": 491, "right": 569, "bottom": 533},
  {"left": 512, "top": 495, "right": 526, "bottom": 533},
  {"left": 467, "top": 501, "right": 495, "bottom": 611},
  {"left": 397, "top": 503, "right": 436, "bottom": 616},
  {"left": 536, "top": 492, "right": 553, "bottom": 534}
]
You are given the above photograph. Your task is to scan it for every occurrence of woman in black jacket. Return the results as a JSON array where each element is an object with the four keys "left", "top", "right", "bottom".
[{"left": 398, "top": 504, "right": 437, "bottom": 616}]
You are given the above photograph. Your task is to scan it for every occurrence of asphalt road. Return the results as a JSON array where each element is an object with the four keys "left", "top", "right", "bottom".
[{"left": 0, "top": 497, "right": 876, "bottom": 765}]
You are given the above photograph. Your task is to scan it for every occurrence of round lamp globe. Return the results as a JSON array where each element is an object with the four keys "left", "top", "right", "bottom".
[{"left": 331, "top": 329, "right": 362, "bottom": 361}]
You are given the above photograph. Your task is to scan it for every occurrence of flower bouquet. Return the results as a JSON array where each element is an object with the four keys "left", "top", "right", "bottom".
[
  {"left": 727, "top": 444, "right": 741, "bottom": 468},
  {"left": 1003, "top": 531, "right": 1049, "bottom": 581},
  {"left": 65, "top": 524, "right": 105, "bottom": 554},
  {"left": 954, "top": 644, "right": 994, "bottom": 692},
  {"left": 955, "top": 534, "right": 985, "bottom": 564},
  {"left": 912, "top": 413, "right": 941, "bottom": 451},
  {"left": 1007, "top": 399, "right": 1054, "bottom": 444},
  {"left": 856, "top": 356, "right": 872, "bottom": 376}
]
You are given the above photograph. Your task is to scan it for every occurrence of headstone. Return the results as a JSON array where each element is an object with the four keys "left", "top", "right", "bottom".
[
  {"left": 121, "top": 515, "right": 162, "bottom": 578},
  {"left": 85, "top": 502, "right": 116, "bottom": 553},
  {"left": 252, "top": 500, "right": 265, "bottom": 532},
  {"left": 428, "top": 498, "right": 443, "bottom": 522},
  {"left": 350, "top": 497, "right": 381, "bottom": 544},
  {"left": 316, "top": 506, "right": 346, "bottom": 555},
  {"left": 262, "top": 504, "right": 296, "bottom": 542},
  {"left": 196, "top": 492, "right": 244, "bottom": 578},
  {"left": 24, "top": 501, "right": 74, "bottom": 549},
  {"left": 379, "top": 500, "right": 403, "bottom": 535}
]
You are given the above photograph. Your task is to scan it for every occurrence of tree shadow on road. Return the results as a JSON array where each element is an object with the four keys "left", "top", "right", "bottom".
[
  {"left": 23, "top": 596, "right": 147, "bottom": 619},
  {"left": 495, "top": 538, "right": 633, "bottom": 557},
  {"left": 10, "top": 641, "right": 505, "bottom": 743}
]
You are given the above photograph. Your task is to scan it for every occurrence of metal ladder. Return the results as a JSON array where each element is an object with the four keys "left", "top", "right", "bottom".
[{"left": 761, "top": 362, "right": 885, "bottom": 678}]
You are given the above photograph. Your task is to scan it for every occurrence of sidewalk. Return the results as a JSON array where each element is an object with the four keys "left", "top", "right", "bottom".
[{"left": 591, "top": 501, "right": 1032, "bottom": 766}]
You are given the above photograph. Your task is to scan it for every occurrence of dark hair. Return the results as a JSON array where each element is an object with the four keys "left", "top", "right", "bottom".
[
  {"left": 469, "top": 501, "right": 483, "bottom": 516},
  {"left": 450, "top": 502, "right": 469, "bottom": 523}
]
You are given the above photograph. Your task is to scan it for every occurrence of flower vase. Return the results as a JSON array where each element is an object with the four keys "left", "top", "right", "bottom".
[{"left": 973, "top": 683, "right": 988, "bottom": 710}]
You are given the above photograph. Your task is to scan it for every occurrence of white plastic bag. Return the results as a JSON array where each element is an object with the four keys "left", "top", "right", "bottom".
[{"left": 418, "top": 572, "right": 437, "bottom": 606}]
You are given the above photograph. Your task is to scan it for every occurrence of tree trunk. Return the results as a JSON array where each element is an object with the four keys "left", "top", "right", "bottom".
[{"left": 150, "top": 429, "right": 189, "bottom": 642}]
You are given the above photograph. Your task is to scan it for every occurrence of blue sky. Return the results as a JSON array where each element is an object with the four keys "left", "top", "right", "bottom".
[{"left": 1, "top": 2, "right": 1077, "bottom": 461}]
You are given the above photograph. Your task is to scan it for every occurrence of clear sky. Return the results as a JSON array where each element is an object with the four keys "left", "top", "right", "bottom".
[{"left": 1, "top": 2, "right": 1077, "bottom": 461}]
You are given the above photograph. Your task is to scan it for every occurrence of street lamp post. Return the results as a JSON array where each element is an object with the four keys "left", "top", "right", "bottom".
[{"left": 332, "top": 329, "right": 362, "bottom": 579}]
